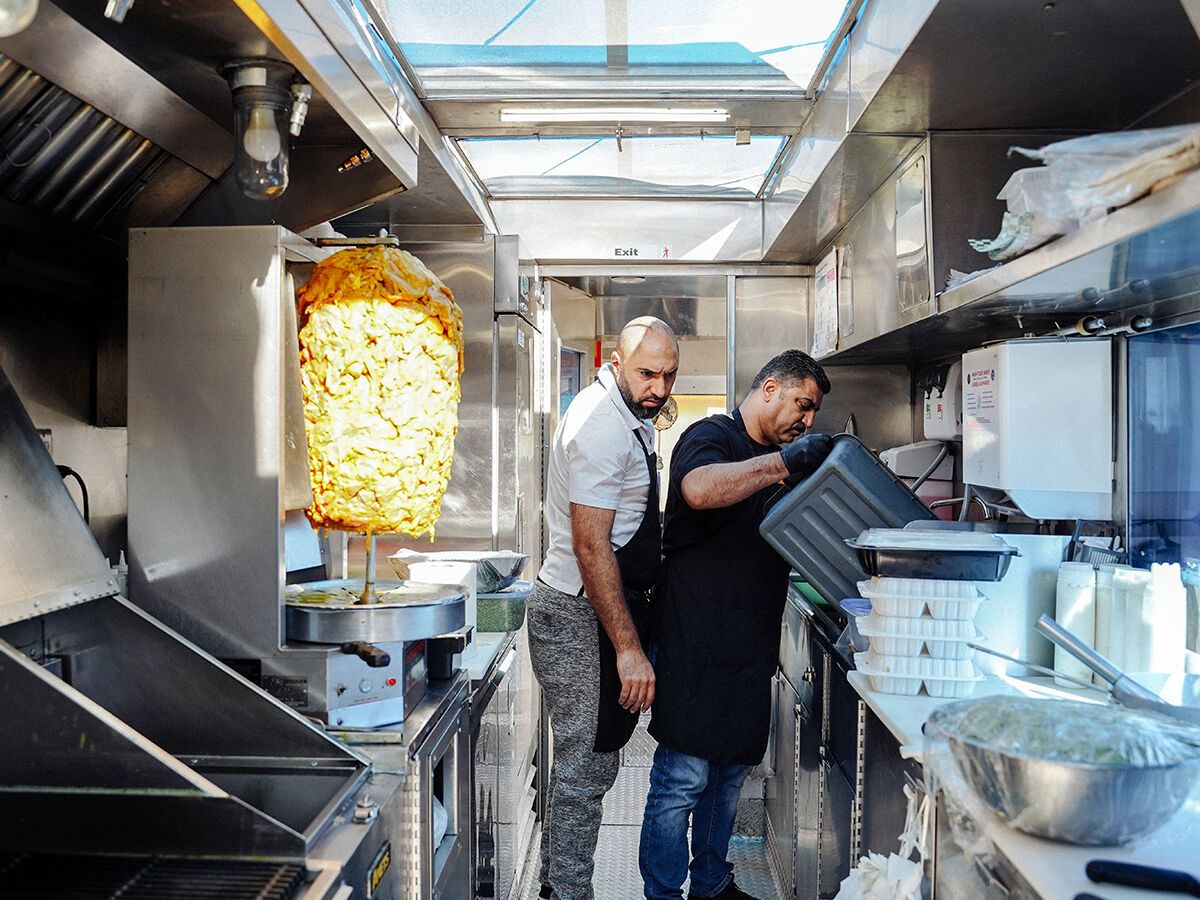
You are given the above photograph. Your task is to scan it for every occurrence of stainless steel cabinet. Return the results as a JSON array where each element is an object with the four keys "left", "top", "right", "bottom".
[
  {"left": 819, "top": 752, "right": 856, "bottom": 897},
  {"left": 769, "top": 591, "right": 857, "bottom": 900},
  {"left": 931, "top": 788, "right": 1044, "bottom": 900},
  {"left": 496, "top": 625, "right": 539, "bottom": 900},
  {"left": 766, "top": 672, "right": 800, "bottom": 894},
  {"left": 471, "top": 629, "right": 539, "bottom": 900},
  {"left": 473, "top": 644, "right": 516, "bottom": 898},
  {"left": 816, "top": 641, "right": 858, "bottom": 898},
  {"left": 860, "top": 703, "right": 923, "bottom": 859},
  {"left": 403, "top": 675, "right": 474, "bottom": 900},
  {"left": 771, "top": 591, "right": 939, "bottom": 900}
]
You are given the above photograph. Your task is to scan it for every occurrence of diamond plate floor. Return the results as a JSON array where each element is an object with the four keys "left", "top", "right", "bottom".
[{"left": 518, "top": 721, "right": 776, "bottom": 900}]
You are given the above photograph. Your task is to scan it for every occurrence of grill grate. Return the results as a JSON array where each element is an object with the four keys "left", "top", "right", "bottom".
[{"left": 0, "top": 854, "right": 306, "bottom": 899}]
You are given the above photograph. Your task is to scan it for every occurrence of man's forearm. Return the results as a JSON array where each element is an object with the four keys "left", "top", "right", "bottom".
[
  {"left": 570, "top": 501, "right": 656, "bottom": 712},
  {"left": 681, "top": 453, "right": 788, "bottom": 509},
  {"left": 571, "top": 504, "right": 640, "bottom": 652},
  {"left": 577, "top": 540, "right": 641, "bottom": 652}
]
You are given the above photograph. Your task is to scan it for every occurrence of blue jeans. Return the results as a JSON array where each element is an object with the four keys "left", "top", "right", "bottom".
[{"left": 639, "top": 743, "right": 752, "bottom": 899}]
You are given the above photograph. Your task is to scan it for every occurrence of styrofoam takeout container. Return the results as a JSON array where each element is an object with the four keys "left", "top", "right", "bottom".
[
  {"left": 858, "top": 612, "right": 978, "bottom": 659},
  {"left": 856, "top": 649, "right": 981, "bottom": 698},
  {"left": 857, "top": 578, "right": 985, "bottom": 620}
]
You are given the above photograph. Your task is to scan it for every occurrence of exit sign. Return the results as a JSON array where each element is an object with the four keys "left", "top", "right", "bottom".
[{"left": 612, "top": 245, "right": 672, "bottom": 259}]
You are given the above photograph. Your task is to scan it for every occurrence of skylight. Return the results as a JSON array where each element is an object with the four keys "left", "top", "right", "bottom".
[
  {"left": 458, "top": 134, "right": 787, "bottom": 197},
  {"left": 381, "top": 0, "right": 852, "bottom": 94}
]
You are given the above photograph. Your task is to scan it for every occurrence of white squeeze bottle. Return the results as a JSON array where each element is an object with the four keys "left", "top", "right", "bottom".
[
  {"left": 1093, "top": 564, "right": 1117, "bottom": 662},
  {"left": 1107, "top": 566, "right": 1143, "bottom": 672},
  {"left": 1054, "top": 561, "right": 1096, "bottom": 687},
  {"left": 1143, "top": 562, "right": 1186, "bottom": 673},
  {"left": 1120, "top": 568, "right": 1153, "bottom": 673}
]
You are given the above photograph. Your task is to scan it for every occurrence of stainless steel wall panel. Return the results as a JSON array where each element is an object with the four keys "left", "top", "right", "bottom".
[
  {"left": 491, "top": 198, "right": 763, "bottom": 262},
  {"left": 495, "top": 316, "right": 539, "bottom": 558},
  {"left": 128, "top": 226, "right": 289, "bottom": 659},
  {"left": 731, "top": 276, "right": 809, "bottom": 404},
  {"left": 808, "top": 365, "right": 915, "bottom": 459},
  {"left": 764, "top": 135, "right": 923, "bottom": 264},
  {"left": 845, "top": 0, "right": 937, "bottom": 132},
  {"left": 926, "top": 132, "right": 1076, "bottom": 297},
  {"left": 763, "top": 0, "right": 935, "bottom": 261},
  {"left": 393, "top": 239, "right": 498, "bottom": 550},
  {"left": 0, "top": 364, "right": 115, "bottom": 624},
  {"left": 762, "top": 56, "right": 851, "bottom": 255},
  {"left": 820, "top": 170, "right": 918, "bottom": 352}
]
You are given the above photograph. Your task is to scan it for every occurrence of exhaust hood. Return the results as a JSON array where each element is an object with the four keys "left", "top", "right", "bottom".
[{"left": 0, "top": 0, "right": 485, "bottom": 268}]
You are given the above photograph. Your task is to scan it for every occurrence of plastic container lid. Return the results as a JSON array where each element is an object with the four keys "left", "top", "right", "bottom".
[
  {"left": 852, "top": 527, "right": 1017, "bottom": 552},
  {"left": 841, "top": 598, "right": 872, "bottom": 617}
]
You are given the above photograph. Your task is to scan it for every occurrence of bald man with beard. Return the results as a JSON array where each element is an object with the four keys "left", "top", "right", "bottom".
[{"left": 528, "top": 316, "right": 679, "bottom": 900}]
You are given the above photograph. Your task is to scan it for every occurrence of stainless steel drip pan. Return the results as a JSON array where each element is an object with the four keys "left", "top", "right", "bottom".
[{"left": 285, "top": 579, "right": 465, "bottom": 644}]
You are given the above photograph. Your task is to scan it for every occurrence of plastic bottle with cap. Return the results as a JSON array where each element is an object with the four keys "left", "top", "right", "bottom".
[
  {"left": 1142, "top": 562, "right": 1186, "bottom": 673},
  {"left": 1093, "top": 564, "right": 1117, "bottom": 663},
  {"left": 1054, "top": 561, "right": 1096, "bottom": 687},
  {"left": 1119, "top": 567, "right": 1153, "bottom": 672},
  {"left": 1099, "top": 566, "right": 1128, "bottom": 672}
]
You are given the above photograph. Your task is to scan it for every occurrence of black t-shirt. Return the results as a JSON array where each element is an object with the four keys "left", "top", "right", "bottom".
[{"left": 648, "top": 409, "right": 793, "bottom": 765}]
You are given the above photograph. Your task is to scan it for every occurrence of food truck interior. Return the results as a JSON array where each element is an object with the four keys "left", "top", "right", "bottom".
[{"left": 4, "top": 1, "right": 1200, "bottom": 898}]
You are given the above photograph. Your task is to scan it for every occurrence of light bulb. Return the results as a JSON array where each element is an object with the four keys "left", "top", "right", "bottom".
[
  {"left": 243, "top": 104, "right": 282, "bottom": 163},
  {"left": 0, "top": 0, "right": 38, "bottom": 37},
  {"left": 221, "top": 58, "right": 294, "bottom": 200}
]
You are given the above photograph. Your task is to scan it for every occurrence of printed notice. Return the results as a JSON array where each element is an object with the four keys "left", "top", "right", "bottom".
[{"left": 811, "top": 249, "right": 838, "bottom": 358}]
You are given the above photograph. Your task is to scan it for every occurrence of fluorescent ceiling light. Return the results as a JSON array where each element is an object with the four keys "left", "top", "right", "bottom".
[{"left": 499, "top": 107, "right": 729, "bottom": 124}]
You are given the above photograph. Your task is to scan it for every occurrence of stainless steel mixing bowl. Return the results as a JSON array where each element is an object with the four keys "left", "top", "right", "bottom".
[
  {"left": 389, "top": 550, "right": 529, "bottom": 593},
  {"left": 928, "top": 700, "right": 1200, "bottom": 845}
]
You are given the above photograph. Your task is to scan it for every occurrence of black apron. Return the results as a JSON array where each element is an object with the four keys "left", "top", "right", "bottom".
[
  {"left": 648, "top": 411, "right": 792, "bottom": 765},
  {"left": 592, "top": 429, "right": 659, "bottom": 753}
]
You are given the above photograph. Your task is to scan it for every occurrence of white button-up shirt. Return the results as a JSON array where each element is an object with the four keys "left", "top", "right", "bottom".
[{"left": 539, "top": 364, "right": 656, "bottom": 595}]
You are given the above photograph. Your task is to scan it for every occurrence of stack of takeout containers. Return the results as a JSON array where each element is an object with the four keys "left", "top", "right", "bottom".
[{"left": 847, "top": 527, "right": 1019, "bottom": 697}]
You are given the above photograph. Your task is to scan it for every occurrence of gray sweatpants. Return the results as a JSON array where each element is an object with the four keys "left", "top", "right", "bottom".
[{"left": 527, "top": 580, "right": 621, "bottom": 900}]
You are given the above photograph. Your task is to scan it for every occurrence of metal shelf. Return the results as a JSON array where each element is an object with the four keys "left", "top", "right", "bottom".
[{"left": 823, "top": 168, "right": 1200, "bottom": 366}]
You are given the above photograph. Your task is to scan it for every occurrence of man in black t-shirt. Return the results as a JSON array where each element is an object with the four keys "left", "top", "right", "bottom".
[{"left": 639, "top": 349, "right": 833, "bottom": 900}]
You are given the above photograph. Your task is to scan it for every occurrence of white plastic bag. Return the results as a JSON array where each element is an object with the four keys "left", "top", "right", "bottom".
[
  {"left": 835, "top": 783, "right": 928, "bottom": 900},
  {"left": 997, "top": 166, "right": 1087, "bottom": 226},
  {"left": 1010, "top": 123, "right": 1200, "bottom": 219},
  {"left": 834, "top": 852, "right": 922, "bottom": 900}
]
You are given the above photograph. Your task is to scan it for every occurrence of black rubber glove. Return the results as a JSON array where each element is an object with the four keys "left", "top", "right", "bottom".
[{"left": 780, "top": 433, "right": 835, "bottom": 478}]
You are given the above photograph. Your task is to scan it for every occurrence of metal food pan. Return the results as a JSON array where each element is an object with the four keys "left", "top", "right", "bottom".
[{"left": 847, "top": 542, "right": 1018, "bottom": 581}]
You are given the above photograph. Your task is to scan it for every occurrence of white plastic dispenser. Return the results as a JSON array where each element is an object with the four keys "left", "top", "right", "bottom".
[
  {"left": 923, "top": 359, "right": 962, "bottom": 439},
  {"left": 962, "top": 338, "right": 1112, "bottom": 519},
  {"left": 879, "top": 441, "right": 954, "bottom": 481}
]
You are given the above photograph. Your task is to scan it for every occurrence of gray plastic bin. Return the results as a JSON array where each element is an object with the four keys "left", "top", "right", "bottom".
[{"left": 760, "top": 434, "right": 936, "bottom": 607}]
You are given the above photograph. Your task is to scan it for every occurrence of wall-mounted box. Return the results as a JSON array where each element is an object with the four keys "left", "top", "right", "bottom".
[{"left": 962, "top": 338, "right": 1112, "bottom": 519}]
